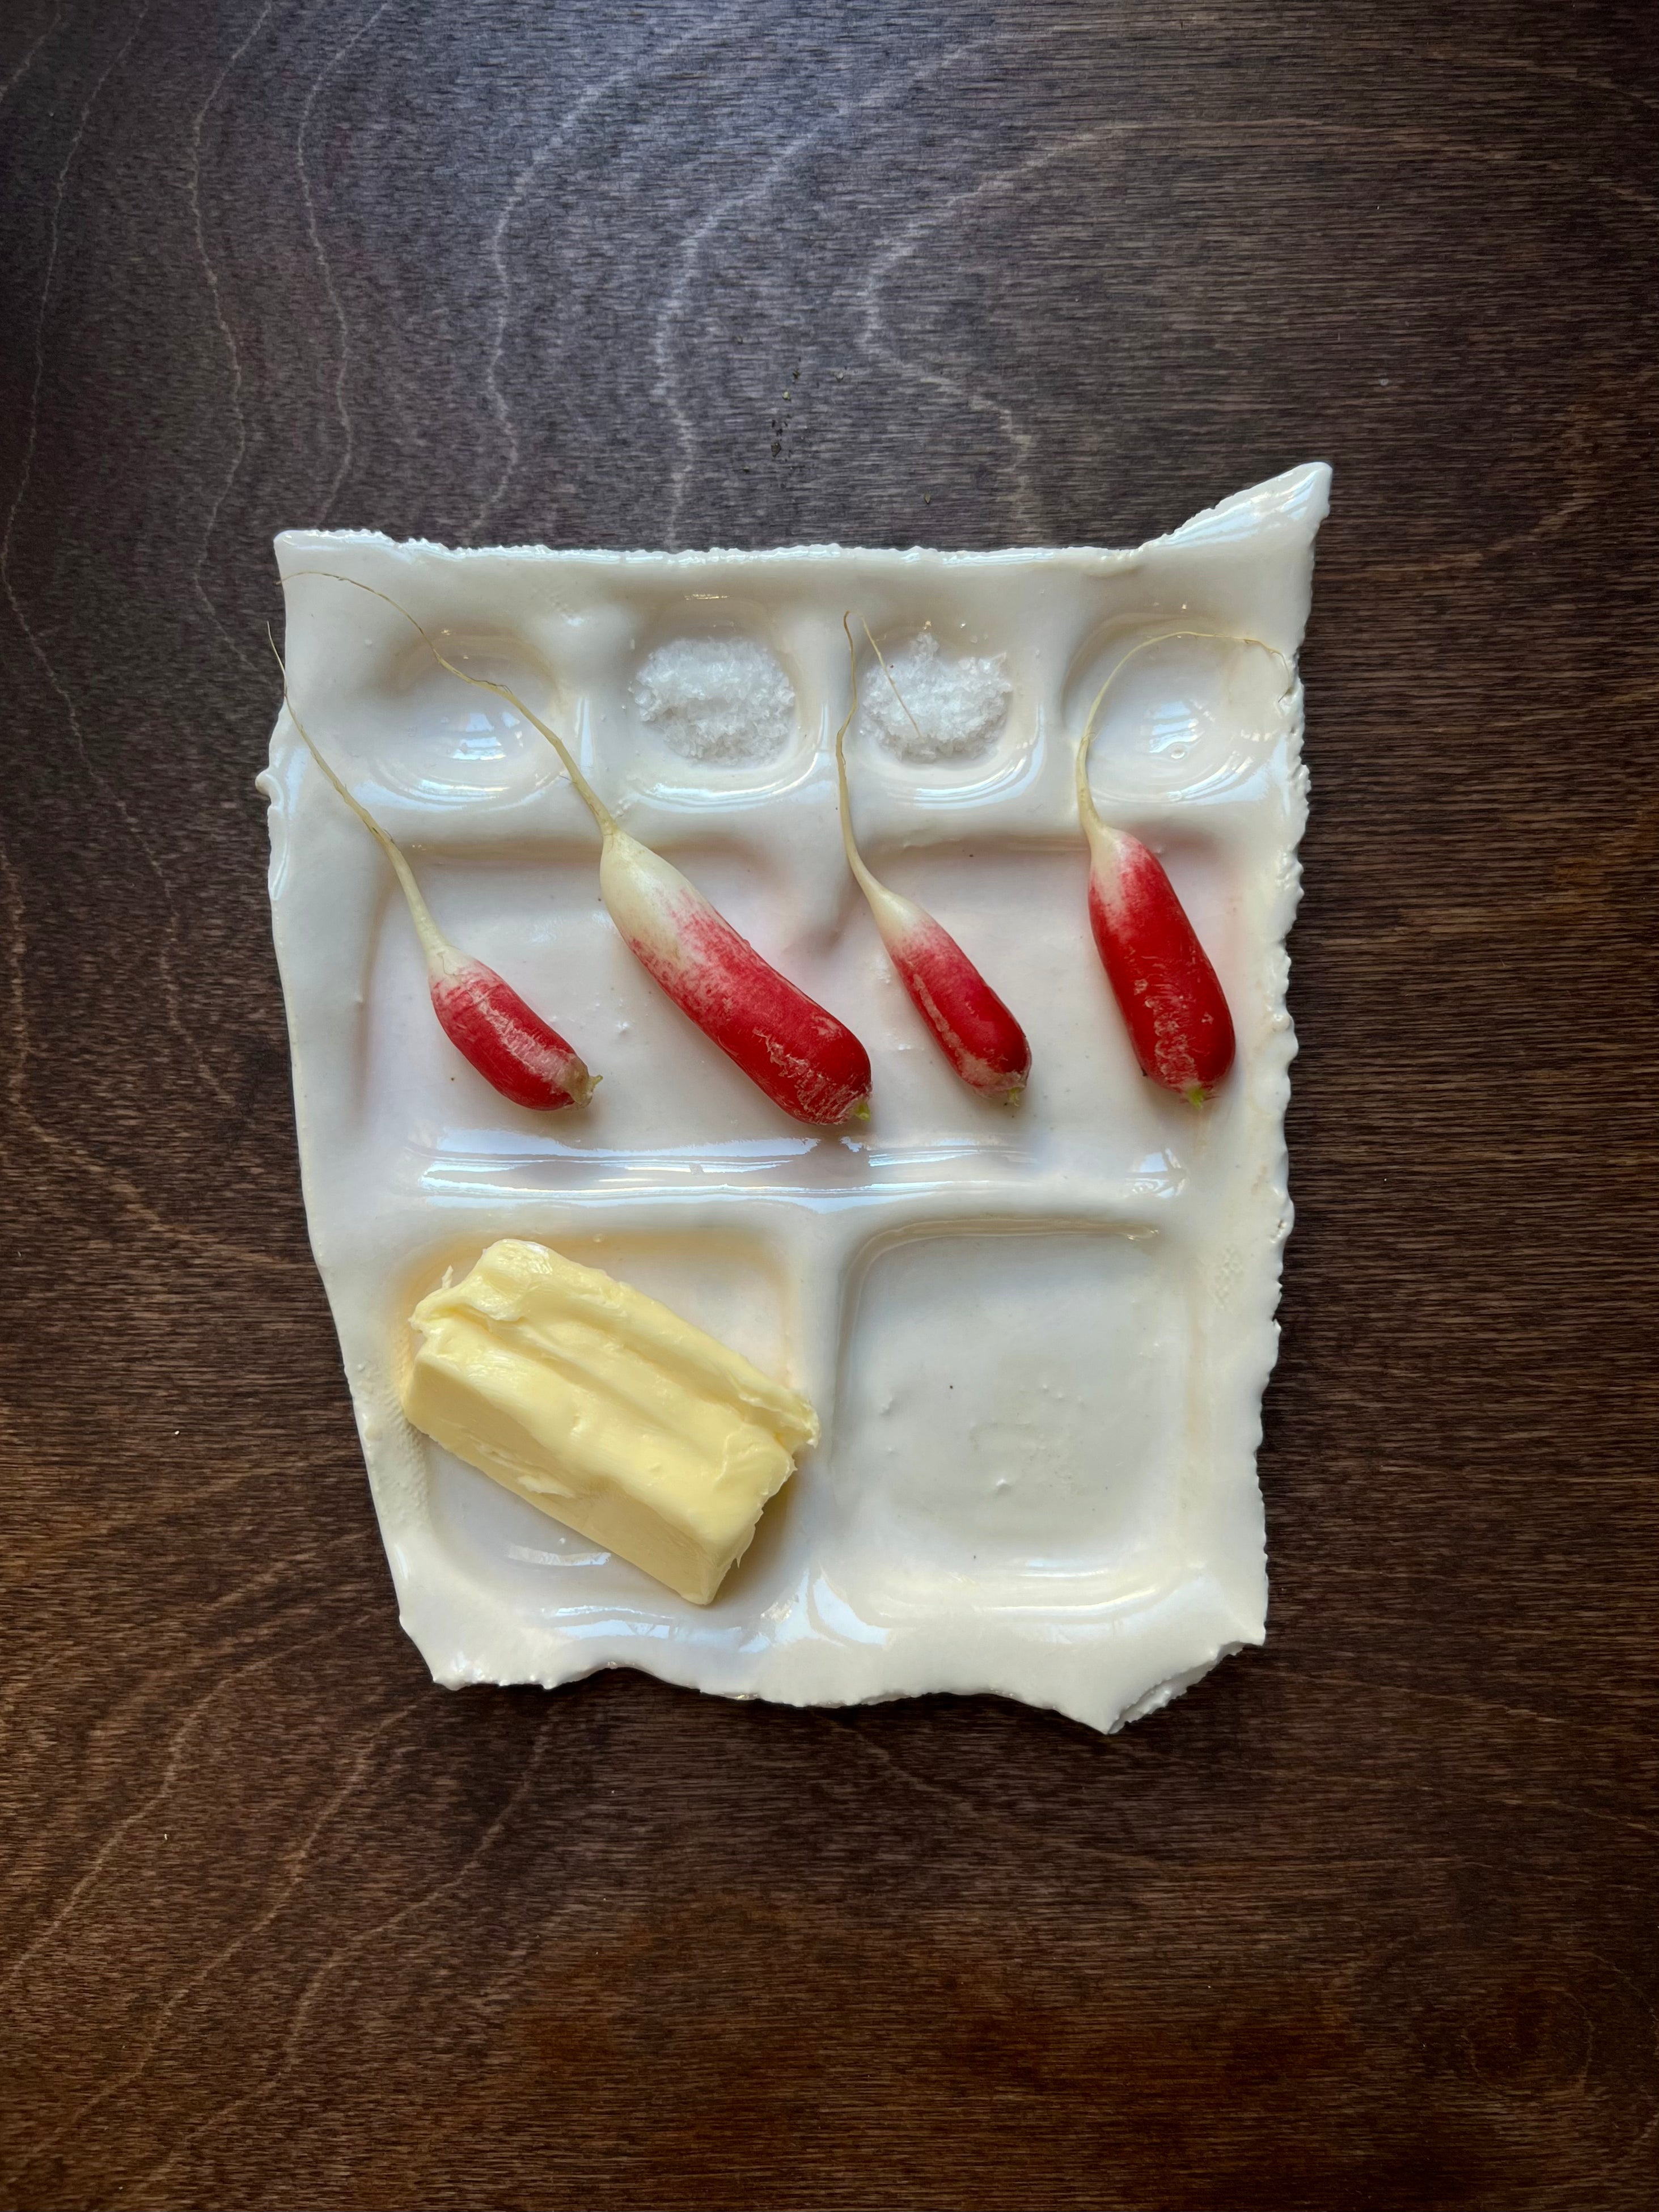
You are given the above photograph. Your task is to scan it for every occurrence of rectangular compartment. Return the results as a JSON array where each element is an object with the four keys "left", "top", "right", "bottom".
[{"left": 826, "top": 1224, "right": 1187, "bottom": 1605}]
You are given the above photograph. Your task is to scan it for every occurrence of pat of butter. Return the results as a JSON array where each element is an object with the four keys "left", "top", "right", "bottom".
[{"left": 403, "top": 1240, "right": 818, "bottom": 1605}]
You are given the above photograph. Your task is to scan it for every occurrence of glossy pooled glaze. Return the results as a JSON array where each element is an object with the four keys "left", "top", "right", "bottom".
[{"left": 262, "top": 462, "right": 1328, "bottom": 1733}]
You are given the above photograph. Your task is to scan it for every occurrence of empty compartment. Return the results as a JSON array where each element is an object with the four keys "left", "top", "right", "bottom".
[{"left": 828, "top": 1223, "right": 1187, "bottom": 1602}]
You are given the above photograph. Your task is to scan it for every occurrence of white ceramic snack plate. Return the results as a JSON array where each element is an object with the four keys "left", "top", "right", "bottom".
[{"left": 263, "top": 462, "right": 1328, "bottom": 1735}]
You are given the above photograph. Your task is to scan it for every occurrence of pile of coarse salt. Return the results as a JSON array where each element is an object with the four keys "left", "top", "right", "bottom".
[
  {"left": 632, "top": 637, "right": 797, "bottom": 764},
  {"left": 860, "top": 629, "right": 1010, "bottom": 763}
]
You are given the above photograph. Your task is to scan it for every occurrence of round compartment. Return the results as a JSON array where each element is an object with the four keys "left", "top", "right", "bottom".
[
  {"left": 845, "top": 614, "right": 1036, "bottom": 806},
  {"left": 368, "top": 627, "right": 567, "bottom": 806},
  {"left": 614, "top": 591, "right": 816, "bottom": 804},
  {"left": 1066, "top": 627, "right": 1289, "bottom": 807}
]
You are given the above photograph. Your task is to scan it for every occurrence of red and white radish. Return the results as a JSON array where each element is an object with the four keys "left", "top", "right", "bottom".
[
  {"left": 272, "top": 642, "right": 595, "bottom": 1113},
  {"left": 594, "top": 826, "right": 873, "bottom": 1126},
  {"left": 836, "top": 618, "right": 1031, "bottom": 1103},
  {"left": 282, "top": 575, "right": 873, "bottom": 1127},
  {"left": 1075, "top": 631, "right": 1287, "bottom": 1105}
]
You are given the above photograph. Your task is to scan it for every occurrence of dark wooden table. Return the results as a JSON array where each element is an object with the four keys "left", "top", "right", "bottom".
[{"left": 3, "top": 4, "right": 1654, "bottom": 2207}]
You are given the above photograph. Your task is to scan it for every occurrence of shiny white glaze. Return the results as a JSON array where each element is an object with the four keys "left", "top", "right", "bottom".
[{"left": 263, "top": 462, "right": 1329, "bottom": 1733}]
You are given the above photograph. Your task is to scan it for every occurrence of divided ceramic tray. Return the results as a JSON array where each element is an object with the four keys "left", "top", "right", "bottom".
[{"left": 262, "top": 460, "right": 1328, "bottom": 1735}]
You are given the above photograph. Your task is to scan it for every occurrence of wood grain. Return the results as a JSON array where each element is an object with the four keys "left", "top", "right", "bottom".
[{"left": 2, "top": 2, "right": 1655, "bottom": 2206}]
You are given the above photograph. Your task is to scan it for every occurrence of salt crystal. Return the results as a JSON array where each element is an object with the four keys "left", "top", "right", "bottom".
[
  {"left": 859, "top": 630, "right": 1010, "bottom": 764},
  {"left": 632, "top": 637, "right": 796, "bottom": 764}
]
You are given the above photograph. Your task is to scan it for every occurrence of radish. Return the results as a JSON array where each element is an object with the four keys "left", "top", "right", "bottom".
[
  {"left": 282, "top": 576, "right": 873, "bottom": 1128},
  {"left": 836, "top": 618, "right": 1031, "bottom": 1103},
  {"left": 271, "top": 642, "right": 595, "bottom": 1113},
  {"left": 1075, "top": 630, "right": 1288, "bottom": 1105}
]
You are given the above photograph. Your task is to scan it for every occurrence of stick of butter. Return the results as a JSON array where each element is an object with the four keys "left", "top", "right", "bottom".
[{"left": 403, "top": 1239, "right": 819, "bottom": 1605}]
